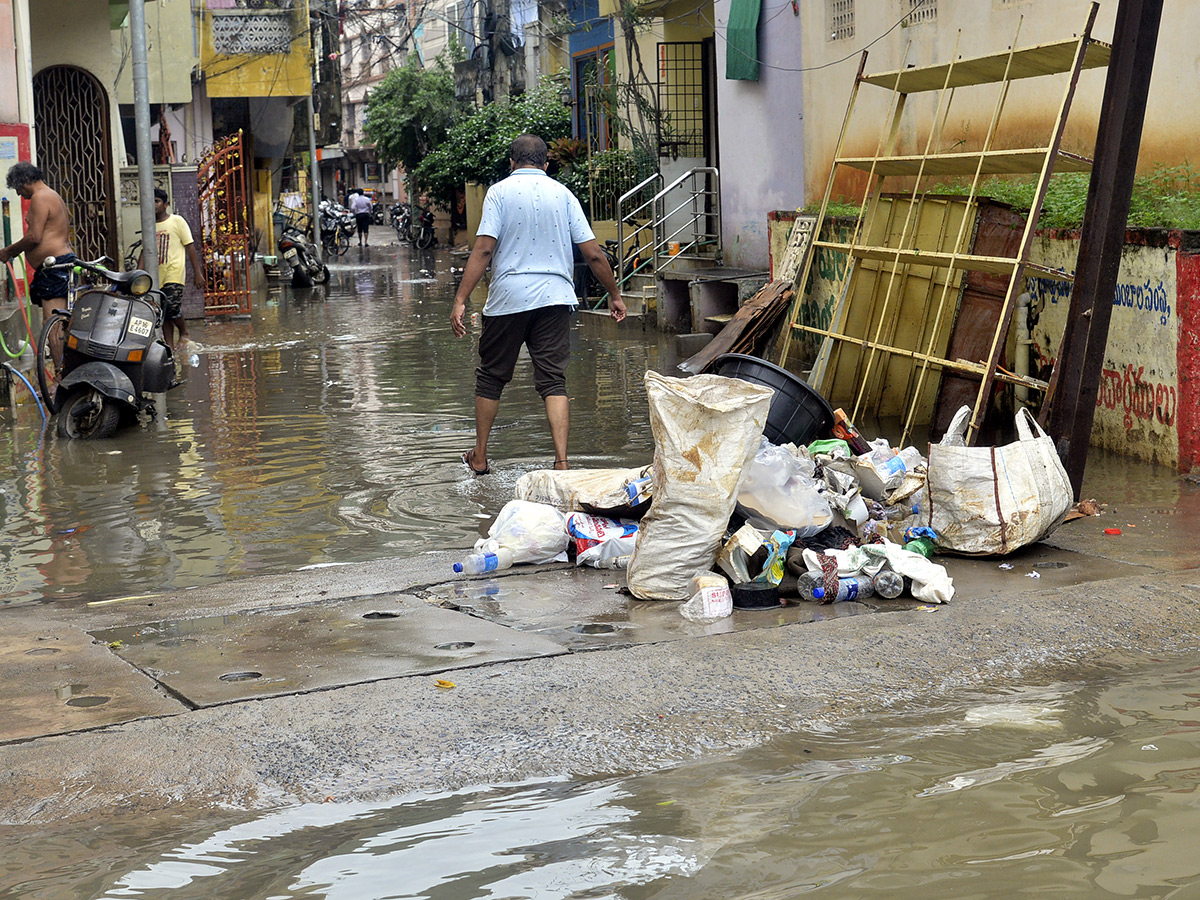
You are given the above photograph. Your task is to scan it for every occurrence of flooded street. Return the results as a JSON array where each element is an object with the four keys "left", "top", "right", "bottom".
[
  {"left": 6, "top": 244, "right": 1200, "bottom": 898},
  {"left": 9, "top": 653, "right": 1200, "bottom": 898},
  {"left": 0, "top": 247, "right": 673, "bottom": 606}
]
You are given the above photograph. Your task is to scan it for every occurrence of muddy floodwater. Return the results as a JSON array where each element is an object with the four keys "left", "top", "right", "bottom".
[
  {"left": 0, "top": 248, "right": 674, "bottom": 606},
  {"left": 7, "top": 653, "right": 1200, "bottom": 898}
]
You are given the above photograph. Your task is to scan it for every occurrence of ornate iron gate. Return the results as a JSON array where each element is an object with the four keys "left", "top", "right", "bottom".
[
  {"left": 32, "top": 66, "right": 117, "bottom": 263},
  {"left": 197, "top": 131, "right": 252, "bottom": 316}
]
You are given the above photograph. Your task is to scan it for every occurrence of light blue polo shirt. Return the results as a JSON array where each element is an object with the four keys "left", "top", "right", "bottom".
[{"left": 476, "top": 167, "right": 595, "bottom": 316}]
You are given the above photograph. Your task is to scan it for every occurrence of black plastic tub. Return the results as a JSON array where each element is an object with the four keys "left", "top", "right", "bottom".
[{"left": 711, "top": 353, "right": 835, "bottom": 446}]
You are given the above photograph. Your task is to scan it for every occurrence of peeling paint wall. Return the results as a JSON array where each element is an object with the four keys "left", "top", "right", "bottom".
[{"left": 1027, "top": 234, "right": 1180, "bottom": 468}]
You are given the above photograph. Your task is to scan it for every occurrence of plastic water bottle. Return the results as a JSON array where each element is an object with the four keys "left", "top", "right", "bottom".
[
  {"left": 797, "top": 572, "right": 877, "bottom": 602},
  {"left": 188, "top": 353, "right": 200, "bottom": 368},
  {"left": 453, "top": 547, "right": 514, "bottom": 575},
  {"left": 872, "top": 569, "right": 905, "bottom": 599}
]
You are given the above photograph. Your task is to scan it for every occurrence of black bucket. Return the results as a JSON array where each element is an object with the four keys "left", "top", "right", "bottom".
[{"left": 712, "top": 353, "right": 835, "bottom": 446}]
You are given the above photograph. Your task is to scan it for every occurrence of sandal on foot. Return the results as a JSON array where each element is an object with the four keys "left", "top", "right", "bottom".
[{"left": 462, "top": 450, "right": 491, "bottom": 476}]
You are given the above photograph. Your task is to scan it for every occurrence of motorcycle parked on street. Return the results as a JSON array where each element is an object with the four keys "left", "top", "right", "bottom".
[
  {"left": 319, "top": 199, "right": 354, "bottom": 257},
  {"left": 36, "top": 256, "right": 175, "bottom": 439},
  {"left": 391, "top": 203, "right": 411, "bottom": 243},
  {"left": 278, "top": 225, "right": 329, "bottom": 288},
  {"left": 414, "top": 206, "right": 436, "bottom": 250}
]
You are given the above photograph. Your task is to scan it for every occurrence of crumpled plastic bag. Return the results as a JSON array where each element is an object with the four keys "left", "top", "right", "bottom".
[
  {"left": 478, "top": 499, "right": 569, "bottom": 564},
  {"left": 567, "top": 513, "right": 638, "bottom": 569},
  {"left": 736, "top": 438, "right": 832, "bottom": 537},
  {"left": 800, "top": 538, "right": 954, "bottom": 604}
]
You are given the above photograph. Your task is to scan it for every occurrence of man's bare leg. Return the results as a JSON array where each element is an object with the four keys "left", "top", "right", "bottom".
[
  {"left": 42, "top": 297, "right": 68, "bottom": 366},
  {"left": 470, "top": 395, "right": 500, "bottom": 473},
  {"left": 545, "top": 394, "right": 569, "bottom": 469}
]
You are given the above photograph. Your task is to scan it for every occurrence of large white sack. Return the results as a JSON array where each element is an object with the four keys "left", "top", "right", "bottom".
[
  {"left": 627, "top": 370, "right": 774, "bottom": 600},
  {"left": 514, "top": 467, "right": 651, "bottom": 516},
  {"left": 921, "top": 406, "right": 1072, "bottom": 556}
]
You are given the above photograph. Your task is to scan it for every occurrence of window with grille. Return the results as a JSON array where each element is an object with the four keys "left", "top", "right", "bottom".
[
  {"left": 212, "top": 12, "right": 294, "bottom": 54},
  {"left": 827, "top": 0, "right": 854, "bottom": 41},
  {"left": 907, "top": 0, "right": 936, "bottom": 23}
]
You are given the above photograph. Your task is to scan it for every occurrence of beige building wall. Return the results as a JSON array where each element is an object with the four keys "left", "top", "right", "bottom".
[
  {"left": 800, "top": 1, "right": 1191, "bottom": 203},
  {"left": 112, "top": 0, "right": 197, "bottom": 106}
]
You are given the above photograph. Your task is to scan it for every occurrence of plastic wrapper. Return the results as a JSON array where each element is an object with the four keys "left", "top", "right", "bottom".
[
  {"left": 567, "top": 513, "right": 638, "bottom": 569},
  {"left": 479, "top": 499, "right": 569, "bottom": 564},
  {"left": 736, "top": 439, "right": 833, "bottom": 537}
]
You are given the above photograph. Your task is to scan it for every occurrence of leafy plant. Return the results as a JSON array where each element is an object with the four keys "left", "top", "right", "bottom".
[
  {"left": 413, "top": 81, "right": 572, "bottom": 206},
  {"left": 364, "top": 54, "right": 468, "bottom": 177}
]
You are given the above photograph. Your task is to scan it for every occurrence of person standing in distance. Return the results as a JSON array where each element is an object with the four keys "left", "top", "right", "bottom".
[
  {"left": 0, "top": 162, "right": 75, "bottom": 360},
  {"left": 451, "top": 133, "right": 626, "bottom": 475},
  {"left": 147, "top": 188, "right": 205, "bottom": 353},
  {"left": 349, "top": 188, "right": 373, "bottom": 247}
]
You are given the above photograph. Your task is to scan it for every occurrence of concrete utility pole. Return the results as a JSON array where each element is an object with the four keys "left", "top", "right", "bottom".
[
  {"left": 129, "top": 0, "right": 157, "bottom": 284},
  {"left": 306, "top": 93, "right": 323, "bottom": 263}
]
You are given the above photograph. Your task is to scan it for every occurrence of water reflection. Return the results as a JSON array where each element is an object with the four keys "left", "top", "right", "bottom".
[
  {"left": 0, "top": 249, "right": 669, "bottom": 606},
  {"left": 9, "top": 656, "right": 1200, "bottom": 898}
]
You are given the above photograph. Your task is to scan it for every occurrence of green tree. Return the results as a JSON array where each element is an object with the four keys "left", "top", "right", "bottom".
[
  {"left": 414, "top": 81, "right": 572, "bottom": 207},
  {"left": 364, "top": 54, "right": 466, "bottom": 177}
]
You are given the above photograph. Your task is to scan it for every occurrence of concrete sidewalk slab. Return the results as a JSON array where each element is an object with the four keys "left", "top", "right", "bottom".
[
  {"left": 0, "top": 625, "right": 182, "bottom": 744},
  {"left": 90, "top": 594, "right": 566, "bottom": 708}
]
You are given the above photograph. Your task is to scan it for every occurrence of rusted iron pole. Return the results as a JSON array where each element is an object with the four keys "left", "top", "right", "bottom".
[{"left": 1043, "top": 0, "right": 1163, "bottom": 498}]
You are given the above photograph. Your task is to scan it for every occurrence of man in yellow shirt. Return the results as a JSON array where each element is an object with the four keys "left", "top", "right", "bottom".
[{"left": 150, "top": 188, "right": 205, "bottom": 351}]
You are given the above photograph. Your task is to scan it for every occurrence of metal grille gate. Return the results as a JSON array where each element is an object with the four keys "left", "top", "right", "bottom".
[
  {"left": 197, "top": 131, "right": 252, "bottom": 316},
  {"left": 32, "top": 66, "right": 117, "bottom": 263},
  {"left": 656, "top": 42, "right": 709, "bottom": 159}
]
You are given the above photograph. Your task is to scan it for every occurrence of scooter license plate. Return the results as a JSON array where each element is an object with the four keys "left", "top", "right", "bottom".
[{"left": 128, "top": 316, "right": 154, "bottom": 338}]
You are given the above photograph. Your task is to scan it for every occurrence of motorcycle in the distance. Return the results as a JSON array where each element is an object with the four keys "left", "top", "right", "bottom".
[
  {"left": 319, "top": 199, "right": 354, "bottom": 257},
  {"left": 414, "top": 206, "right": 436, "bottom": 250},
  {"left": 278, "top": 225, "right": 329, "bottom": 288},
  {"left": 36, "top": 256, "right": 175, "bottom": 439},
  {"left": 391, "top": 203, "right": 411, "bottom": 242}
]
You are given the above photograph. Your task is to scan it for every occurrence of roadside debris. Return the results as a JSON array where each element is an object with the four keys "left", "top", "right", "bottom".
[{"left": 462, "top": 360, "right": 1093, "bottom": 618}]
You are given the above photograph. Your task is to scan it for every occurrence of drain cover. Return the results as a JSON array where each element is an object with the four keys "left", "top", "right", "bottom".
[
  {"left": 363, "top": 611, "right": 401, "bottom": 620},
  {"left": 25, "top": 648, "right": 61, "bottom": 656},
  {"left": 1033, "top": 561, "right": 1069, "bottom": 569},
  {"left": 435, "top": 641, "right": 476, "bottom": 650},
  {"left": 572, "top": 623, "right": 617, "bottom": 635},
  {"left": 65, "top": 696, "right": 110, "bottom": 708},
  {"left": 218, "top": 671, "right": 262, "bottom": 683}
]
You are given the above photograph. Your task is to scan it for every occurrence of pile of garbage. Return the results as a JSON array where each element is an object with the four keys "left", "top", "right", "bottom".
[{"left": 455, "top": 366, "right": 1075, "bottom": 624}]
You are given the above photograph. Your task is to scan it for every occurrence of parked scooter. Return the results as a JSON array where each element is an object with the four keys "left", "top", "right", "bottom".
[
  {"left": 278, "top": 225, "right": 329, "bottom": 288},
  {"left": 37, "top": 256, "right": 174, "bottom": 439}
]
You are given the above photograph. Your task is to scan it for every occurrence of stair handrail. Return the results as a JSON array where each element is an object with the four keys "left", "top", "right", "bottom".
[
  {"left": 615, "top": 172, "right": 662, "bottom": 289},
  {"left": 650, "top": 167, "right": 720, "bottom": 270}
]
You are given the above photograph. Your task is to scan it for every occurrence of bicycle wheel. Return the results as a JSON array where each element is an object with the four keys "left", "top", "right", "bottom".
[
  {"left": 36, "top": 312, "right": 69, "bottom": 411},
  {"left": 336, "top": 228, "right": 351, "bottom": 256}
]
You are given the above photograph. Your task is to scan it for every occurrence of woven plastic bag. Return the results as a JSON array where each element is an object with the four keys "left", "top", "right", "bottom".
[
  {"left": 921, "top": 406, "right": 1072, "bottom": 556},
  {"left": 627, "top": 371, "right": 774, "bottom": 600}
]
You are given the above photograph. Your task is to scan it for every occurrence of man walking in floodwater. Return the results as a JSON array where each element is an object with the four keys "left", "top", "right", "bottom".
[
  {"left": 451, "top": 134, "right": 626, "bottom": 475},
  {"left": 0, "top": 162, "right": 75, "bottom": 340}
]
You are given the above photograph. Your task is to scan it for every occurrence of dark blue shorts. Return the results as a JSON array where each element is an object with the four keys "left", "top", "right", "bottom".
[{"left": 30, "top": 252, "right": 76, "bottom": 306}]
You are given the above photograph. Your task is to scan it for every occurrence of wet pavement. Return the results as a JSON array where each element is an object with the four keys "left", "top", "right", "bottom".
[{"left": 2, "top": 238, "right": 1200, "bottom": 836}]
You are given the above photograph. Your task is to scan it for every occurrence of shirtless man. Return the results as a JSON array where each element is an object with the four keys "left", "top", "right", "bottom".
[{"left": 0, "top": 161, "right": 75, "bottom": 330}]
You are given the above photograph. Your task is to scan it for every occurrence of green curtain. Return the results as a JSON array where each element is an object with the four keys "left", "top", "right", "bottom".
[{"left": 726, "top": 0, "right": 762, "bottom": 81}]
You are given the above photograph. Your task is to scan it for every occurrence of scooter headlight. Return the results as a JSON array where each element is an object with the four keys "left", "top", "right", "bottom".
[{"left": 129, "top": 271, "right": 153, "bottom": 296}]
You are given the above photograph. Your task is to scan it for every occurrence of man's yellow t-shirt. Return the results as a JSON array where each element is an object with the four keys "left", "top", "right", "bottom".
[{"left": 154, "top": 214, "right": 194, "bottom": 286}]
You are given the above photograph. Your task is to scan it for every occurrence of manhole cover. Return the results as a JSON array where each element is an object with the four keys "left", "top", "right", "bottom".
[
  {"left": 25, "top": 648, "right": 61, "bottom": 656},
  {"left": 573, "top": 623, "right": 617, "bottom": 635},
  {"left": 65, "top": 696, "right": 110, "bottom": 708},
  {"left": 1033, "top": 561, "right": 1069, "bottom": 569},
  {"left": 363, "top": 611, "right": 400, "bottom": 620},
  {"left": 434, "top": 641, "right": 476, "bottom": 650},
  {"left": 219, "top": 671, "right": 262, "bottom": 683}
]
